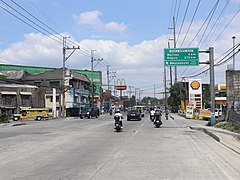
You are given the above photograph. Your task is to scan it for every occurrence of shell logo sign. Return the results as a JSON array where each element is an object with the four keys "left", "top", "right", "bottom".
[
  {"left": 190, "top": 80, "right": 201, "bottom": 90},
  {"left": 189, "top": 79, "right": 202, "bottom": 109},
  {"left": 115, "top": 79, "right": 127, "bottom": 90}
]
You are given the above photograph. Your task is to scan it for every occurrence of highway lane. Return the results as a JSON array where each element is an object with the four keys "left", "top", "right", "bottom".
[{"left": 0, "top": 113, "right": 239, "bottom": 179}]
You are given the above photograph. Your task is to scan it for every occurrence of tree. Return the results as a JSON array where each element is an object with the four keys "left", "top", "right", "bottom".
[{"left": 167, "top": 82, "right": 187, "bottom": 112}]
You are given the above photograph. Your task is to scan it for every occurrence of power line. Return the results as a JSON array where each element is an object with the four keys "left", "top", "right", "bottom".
[
  {"left": 190, "top": 0, "right": 220, "bottom": 47},
  {"left": 211, "top": 8, "right": 240, "bottom": 46},
  {"left": 0, "top": 3, "right": 62, "bottom": 44},
  {"left": 176, "top": 0, "right": 190, "bottom": 44},
  {"left": 180, "top": 0, "right": 201, "bottom": 48},
  {"left": 200, "top": 0, "right": 230, "bottom": 49}
]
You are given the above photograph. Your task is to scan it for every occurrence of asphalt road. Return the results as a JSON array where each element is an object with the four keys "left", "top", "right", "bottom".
[{"left": 0, "top": 113, "right": 240, "bottom": 180}]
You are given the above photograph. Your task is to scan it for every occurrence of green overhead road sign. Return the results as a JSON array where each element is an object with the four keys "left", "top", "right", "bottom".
[{"left": 164, "top": 48, "right": 199, "bottom": 66}]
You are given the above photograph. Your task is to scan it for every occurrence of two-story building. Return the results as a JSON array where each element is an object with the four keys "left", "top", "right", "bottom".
[
  {"left": 0, "top": 67, "right": 91, "bottom": 117},
  {"left": 21, "top": 68, "right": 91, "bottom": 117}
]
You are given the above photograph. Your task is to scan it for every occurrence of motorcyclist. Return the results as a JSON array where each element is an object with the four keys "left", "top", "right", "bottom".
[
  {"left": 165, "top": 109, "right": 169, "bottom": 120},
  {"left": 153, "top": 109, "right": 162, "bottom": 125},
  {"left": 150, "top": 108, "right": 155, "bottom": 121},
  {"left": 114, "top": 109, "right": 123, "bottom": 128}
]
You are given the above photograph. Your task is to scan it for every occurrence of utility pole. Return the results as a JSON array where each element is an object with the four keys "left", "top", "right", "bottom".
[
  {"left": 91, "top": 50, "right": 103, "bottom": 107},
  {"left": 107, "top": 65, "right": 110, "bottom": 92},
  {"left": 209, "top": 47, "right": 216, "bottom": 126},
  {"left": 62, "top": 37, "right": 80, "bottom": 118},
  {"left": 199, "top": 47, "right": 215, "bottom": 125},
  {"left": 173, "top": 16, "right": 177, "bottom": 83},
  {"left": 168, "top": 16, "right": 177, "bottom": 84},
  {"left": 168, "top": 42, "right": 173, "bottom": 87},
  {"left": 107, "top": 65, "right": 110, "bottom": 110},
  {"left": 164, "top": 67, "right": 167, "bottom": 112}
]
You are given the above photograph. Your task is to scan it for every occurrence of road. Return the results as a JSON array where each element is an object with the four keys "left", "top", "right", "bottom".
[{"left": 0, "top": 113, "right": 240, "bottom": 180}]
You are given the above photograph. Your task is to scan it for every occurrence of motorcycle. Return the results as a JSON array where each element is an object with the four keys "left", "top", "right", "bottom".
[
  {"left": 154, "top": 119, "right": 162, "bottom": 128},
  {"left": 109, "top": 109, "right": 113, "bottom": 116},
  {"left": 150, "top": 115, "right": 155, "bottom": 122},
  {"left": 114, "top": 115, "right": 123, "bottom": 132}
]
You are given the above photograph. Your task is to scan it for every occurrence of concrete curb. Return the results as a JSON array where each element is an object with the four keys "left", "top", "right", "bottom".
[
  {"left": 12, "top": 123, "right": 27, "bottom": 127},
  {"left": 190, "top": 126, "right": 240, "bottom": 155},
  {"left": 189, "top": 126, "right": 220, "bottom": 142}
]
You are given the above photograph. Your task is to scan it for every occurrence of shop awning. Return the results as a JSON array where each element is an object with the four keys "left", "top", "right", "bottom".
[
  {"left": 20, "top": 92, "right": 32, "bottom": 95},
  {"left": 1, "top": 91, "right": 17, "bottom": 95}
]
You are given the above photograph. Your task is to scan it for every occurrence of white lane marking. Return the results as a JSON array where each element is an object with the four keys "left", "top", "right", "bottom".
[{"left": 133, "top": 130, "right": 138, "bottom": 136}]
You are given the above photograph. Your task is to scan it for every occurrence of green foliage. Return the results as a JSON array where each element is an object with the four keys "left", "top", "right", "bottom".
[
  {"left": 167, "top": 82, "right": 187, "bottom": 111},
  {"left": 215, "top": 122, "right": 240, "bottom": 134},
  {"left": 0, "top": 113, "right": 10, "bottom": 123},
  {"left": 141, "top": 96, "right": 164, "bottom": 106}
]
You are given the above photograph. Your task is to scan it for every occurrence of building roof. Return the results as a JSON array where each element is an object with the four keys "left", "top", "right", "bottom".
[
  {"left": 0, "top": 70, "right": 30, "bottom": 79},
  {"left": 23, "top": 68, "right": 90, "bottom": 83}
]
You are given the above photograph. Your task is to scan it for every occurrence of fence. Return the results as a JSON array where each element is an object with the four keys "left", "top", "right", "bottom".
[{"left": 228, "top": 110, "right": 240, "bottom": 127}]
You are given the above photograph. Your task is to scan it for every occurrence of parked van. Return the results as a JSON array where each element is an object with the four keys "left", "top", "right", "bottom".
[{"left": 13, "top": 107, "right": 50, "bottom": 121}]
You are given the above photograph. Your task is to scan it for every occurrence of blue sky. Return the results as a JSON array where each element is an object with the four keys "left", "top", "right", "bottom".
[{"left": 0, "top": 0, "right": 240, "bottom": 97}]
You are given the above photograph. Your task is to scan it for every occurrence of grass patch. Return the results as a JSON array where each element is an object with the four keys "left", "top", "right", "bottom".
[
  {"left": 215, "top": 121, "right": 240, "bottom": 134},
  {"left": 0, "top": 113, "right": 10, "bottom": 123}
]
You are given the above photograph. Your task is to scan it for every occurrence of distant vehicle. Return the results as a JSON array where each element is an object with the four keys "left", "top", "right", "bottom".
[
  {"left": 13, "top": 107, "right": 49, "bottom": 121},
  {"left": 79, "top": 106, "right": 100, "bottom": 119},
  {"left": 133, "top": 105, "right": 145, "bottom": 117},
  {"left": 127, "top": 109, "right": 141, "bottom": 121},
  {"left": 215, "top": 108, "right": 222, "bottom": 118},
  {"left": 207, "top": 108, "right": 222, "bottom": 118}
]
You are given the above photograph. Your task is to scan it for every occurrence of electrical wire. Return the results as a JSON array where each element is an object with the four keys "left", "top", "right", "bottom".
[
  {"left": 211, "top": 8, "right": 240, "bottom": 46},
  {"left": 180, "top": 0, "right": 201, "bottom": 48},
  {"left": 188, "top": 0, "right": 219, "bottom": 47},
  {"left": 200, "top": 0, "right": 230, "bottom": 49},
  {"left": 176, "top": 0, "right": 190, "bottom": 44},
  {"left": 0, "top": 4, "right": 62, "bottom": 44},
  {"left": 196, "top": 0, "right": 220, "bottom": 47}
]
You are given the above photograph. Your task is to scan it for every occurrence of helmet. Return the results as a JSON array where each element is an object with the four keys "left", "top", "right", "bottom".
[
  {"left": 114, "top": 115, "right": 120, "bottom": 121},
  {"left": 115, "top": 109, "right": 120, "bottom": 113}
]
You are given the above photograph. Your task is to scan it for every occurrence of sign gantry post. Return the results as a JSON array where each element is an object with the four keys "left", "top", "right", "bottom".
[{"left": 164, "top": 47, "right": 215, "bottom": 125}]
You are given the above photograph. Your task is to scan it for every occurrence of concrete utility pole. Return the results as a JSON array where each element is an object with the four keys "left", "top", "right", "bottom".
[
  {"left": 168, "top": 42, "right": 173, "bottom": 87},
  {"left": 62, "top": 37, "right": 80, "bottom": 118},
  {"left": 199, "top": 47, "right": 215, "bottom": 125},
  {"left": 168, "top": 17, "right": 177, "bottom": 84},
  {"left": 173, "top": 16, "right": 177, "bottom": 83},
  {"left": 164, "top": 67, "right": 167, "bottom": 112},
  {"left": 91, "top": 50, "right": 103, "bottom": 107},
  {"left": 209, "top": 47, "right": 216, "bottom": 126},
  {"left": 107, "top": 65, "right": 110, "bottom": 92}
]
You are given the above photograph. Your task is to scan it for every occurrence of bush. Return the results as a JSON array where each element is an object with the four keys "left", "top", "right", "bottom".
[
  {"left": 215, "top": 121, "right": 240, "bottom": 134},
  {"left": 0, "top": 113, "right": 10, "bottom": 123}
]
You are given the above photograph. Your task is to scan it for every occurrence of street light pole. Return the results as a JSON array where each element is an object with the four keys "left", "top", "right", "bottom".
[{"left": 232, "top": 36, "right": 236, "bottom": 70}]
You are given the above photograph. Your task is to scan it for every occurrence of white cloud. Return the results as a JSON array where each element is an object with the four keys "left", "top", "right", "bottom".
[
  {"left": 0, "top": 13, "right": 240, "bottom": 97},
  {"left": 74, "top": 10, "right": 127, "bottom": 33},
  {"left": 0, "top": 33, "right": 62, "bottom": 67}
]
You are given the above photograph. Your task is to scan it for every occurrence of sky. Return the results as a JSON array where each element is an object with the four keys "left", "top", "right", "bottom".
[{"left": 0, "top": 0, "right": 240, "bottom": 98}]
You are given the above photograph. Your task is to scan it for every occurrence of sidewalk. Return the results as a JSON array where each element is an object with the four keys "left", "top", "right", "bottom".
[{"left": 170, "top": 113, "right": 240, "bottom": 155}]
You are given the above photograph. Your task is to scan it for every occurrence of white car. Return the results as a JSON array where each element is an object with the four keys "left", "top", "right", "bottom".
[{"left": 215, "top": 108, "right": 222, "bottom": 118}]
